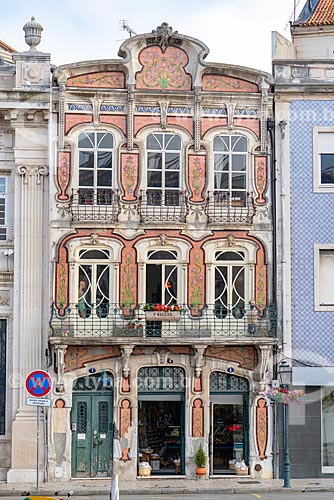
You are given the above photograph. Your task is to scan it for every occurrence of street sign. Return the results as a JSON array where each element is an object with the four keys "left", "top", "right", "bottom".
[
  {"left": 25, "top": 370, "right": 53, "bottom": 397},
  {"left": 26, "top": 397, "right": 51, "bottom": 407}
]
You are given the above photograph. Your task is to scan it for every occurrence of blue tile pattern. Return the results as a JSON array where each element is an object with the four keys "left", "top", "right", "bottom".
[{"left": 290, "top": 101, "right": 334, "bottom": 366}]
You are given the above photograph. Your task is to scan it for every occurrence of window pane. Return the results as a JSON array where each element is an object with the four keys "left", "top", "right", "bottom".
[
  {"left": 0, "top": 179, "right": 6, "bottom": 192},
  {"left": 165, "top": 190, "right": 180, "bottom": 206},
  {"left": 321, "top": 154, "right": 334, "bottom": 184},
  {"left": 320, "top": 250, "right": 334, "bottom": 304},
  {"left": 232, "top": 155, "right": 247, "bottom": 171},
  {"left": 97, "top": 151, "right": 113, "bottom": 169},
  {"left": 165, "top": 171, "right": 179, "bottom": 188},
  {"left": 165, "top": 153, "right": 180, "bottom": 170},
  {"left": 231, "top": 136, "right": 247, "bottom": 152},
  {"left": 147, "top": 171, "right": 162, "bottom": 187},
  {"left": 214, "top": 172, "right": 229, "bottom": 190},
  {"left": 214, "top": 154, "right": 229, "bottom": 172},
  {"left": 213, "top": 136, "right": 229, "bottom": 151},
  {"left": 148, "top": 152, "right": 162, "bottom": 170},
  {"left": 216, "top": 251, "right": 245, "bottom": 261},
  {"left": 164, "top": 265, "right": 177, "bottom": 303},
  {"left": 97, "top": 170, "right": 112, "bottom": 187},
  {"left": 148, "top": 250, "right": 178, "bottom": 260},
  {"left": 97, "top": 133, "right": 113, "bottom": 148},
  {"left": 147, "top": 190, "right": 162, "bottom": 205},
  {"left": 79, "top": 249, "right": 110, "bottom": 259},
  {"left": 79, "top": 151, "right": 94, "bottom": 168},
  {"left": 78, "top": 132, "right": 94, "bottom": 149},
  {"left": 147, "top": 134, "right": 162, "bottom": 150},
  {"left": 0, "top": 199, "right": 5, "bottom": 225},
  {"left": 165, "top": 134, "right": 181, "bottom": 150},
  {"left": 322, "top": 387, "right": 334, "bottom": 467},
  {"left": 232, "top": 173, "right": 246, "bottom": 189},
  {"left": 79, "top": 170, "right": 94, "bottom": 187}
]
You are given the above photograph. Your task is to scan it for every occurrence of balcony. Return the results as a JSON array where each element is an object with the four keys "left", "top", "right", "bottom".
[
  {"left": 139, "top": 190, "right": 188, "bottom": 223},
  {"left": 50, "top": 303, "right": 276, "bottom": 340},
  {"left": 69, "top": 189, "right": 120, "bottom": 223},
  {"left": 205, "top": 191, "right": 255, "bottom": 225}
]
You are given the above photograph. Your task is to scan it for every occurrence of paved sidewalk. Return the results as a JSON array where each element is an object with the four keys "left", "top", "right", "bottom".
[{"left": 1, "top": 477, "right": 334, "bottom": 496}]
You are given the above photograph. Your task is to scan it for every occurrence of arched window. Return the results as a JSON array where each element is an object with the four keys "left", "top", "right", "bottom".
[
  {"left": 214, "top": 250, "right": 246, "bottom": 318},
  {"left": 146, "top": 133, "right": 181, "bottom": 206},
  {"left": 213, "top": 135, "right": 248, "bottom": 205},
  {"left": 146, "top": 249, "right": 179, "bottom": 305},
  {"left": 77, "top": 248, "right": 112, "bottom": 318},
  {"left": 78, "top": 131, "right": 114, "bottom": 205}
]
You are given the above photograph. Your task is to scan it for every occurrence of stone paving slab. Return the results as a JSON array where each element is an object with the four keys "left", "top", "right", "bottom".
[{"left": 1, "top": 478, "right": 334, "bottom": 496}]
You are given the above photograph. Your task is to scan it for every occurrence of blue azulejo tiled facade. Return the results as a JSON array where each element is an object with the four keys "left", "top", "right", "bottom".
[{"left": 290, "top": 100, "right": 334, "bottom": 366}]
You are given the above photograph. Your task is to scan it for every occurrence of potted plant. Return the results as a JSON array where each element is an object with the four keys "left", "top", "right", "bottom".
[
  {"left": 194, "top": 443, "right": 206, "bottom": 476},
  {"left": 261, "top": 387, "right": 304, "bottom": 405}
]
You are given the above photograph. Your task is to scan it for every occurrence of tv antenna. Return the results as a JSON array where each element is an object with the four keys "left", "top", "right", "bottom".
[
  {"left": 119, "top": 20, "right": 137, "bottom": 38},
  {"left": 284, "top": 0, "right": 303, "bottom": 29}
]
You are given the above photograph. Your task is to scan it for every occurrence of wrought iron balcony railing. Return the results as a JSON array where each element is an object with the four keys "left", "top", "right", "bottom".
[
  {"left": 70, "top": 189, "right": 120, "bottom": 222},
  {"left": 205, "top": 191, "right": 255, "bottom": 225},
  {"left": 50, "top": 302, "right": 276, "bottom": 339},
  {"left": 139, "top": 190, "right": 188, "bottom": 223}
]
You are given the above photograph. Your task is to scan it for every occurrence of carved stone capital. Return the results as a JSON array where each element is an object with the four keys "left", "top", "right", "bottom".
[
  {"left": 18, "top": 165, "right": 48, "bottom": 185},
  {"left": 121, "top": 344, "right": 135, "bottom": 379},
  {"left": 193, "top": 345, "right": 207, "bottom": 378}
]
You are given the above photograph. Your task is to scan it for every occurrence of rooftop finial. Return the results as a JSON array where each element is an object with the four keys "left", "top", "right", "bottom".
[{"left": 23, "top": 16, "right": 43, "bottom": 51}]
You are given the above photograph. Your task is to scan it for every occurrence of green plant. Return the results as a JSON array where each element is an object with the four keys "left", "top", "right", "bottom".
[{"left": 194, "top": 444, "right": 206, "bottom": 468}]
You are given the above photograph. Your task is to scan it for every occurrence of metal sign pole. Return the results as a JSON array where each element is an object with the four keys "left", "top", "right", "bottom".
[{"left": 36, "top": 405, "right": 40, "bottom": 490}]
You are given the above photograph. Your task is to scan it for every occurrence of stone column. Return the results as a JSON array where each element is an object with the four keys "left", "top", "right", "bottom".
[{"left": 7, "top": 164, "right": 48, "bottom": 483}]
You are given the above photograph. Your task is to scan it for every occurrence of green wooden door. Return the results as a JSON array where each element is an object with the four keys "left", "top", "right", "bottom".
[{"left": 71, "top": 393, "right": 113, "bottom": 478}]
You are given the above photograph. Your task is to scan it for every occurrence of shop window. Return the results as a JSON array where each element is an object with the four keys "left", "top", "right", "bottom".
[
  {"left": 0, "top": 319, "right": 6, "bottom": 435},
  {"left": 146, "top": 133, "right": 181, "bottom": 206},
  {"left": 214, "top": 250, "right": 246, "bottom": 318},
  {"left": 78, "top": 131, "right": 114, "bottom": 205},
  {"left": 322, "top": 387, "right": 334, "bottom": 472},
  {"left": 314, "top": 245, "right": 334, "bottom": 311},
  {"left": 213, "top": 135, "right": 248, "bottom": 206}
]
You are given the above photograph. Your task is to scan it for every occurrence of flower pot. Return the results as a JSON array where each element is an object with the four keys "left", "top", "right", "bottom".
[{"left": 195, "top": 467, "right": 206, "bottom": 476}]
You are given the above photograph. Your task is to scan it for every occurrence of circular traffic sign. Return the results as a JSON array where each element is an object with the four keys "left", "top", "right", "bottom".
[{"left": 25, "top": 370, "right": 53, "bottom": 397}]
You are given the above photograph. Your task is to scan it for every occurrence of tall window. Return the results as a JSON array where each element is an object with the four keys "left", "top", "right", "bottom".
[
  {"left": 146, "top": 133, "right": 181, "bottom": 206},
  {"left": 78, "top": 131, "right": 113, "bottom": 205},
  {"left": 0, "top": 178, "right": 7, "bottom": 240},
  {"left": 146, "top": 250, "right": 178, "bottom": 305},
  {"left": 318, "top": 132, "right": 334, "bottom": 185},
  {"left": 77, "top": 249, "right": 111, "bottom": 318},
  {"left": 314, "top": 245, "right": 334, "bottom": 311},
  {"left": 0, "top": 320, "right": 6, "bottom": 435},
  {"left": 213, "top": 135, "right": 247, "bottom": 205},
  {"left": 214, "top": 250, "right": 246, "bottom": 317}
]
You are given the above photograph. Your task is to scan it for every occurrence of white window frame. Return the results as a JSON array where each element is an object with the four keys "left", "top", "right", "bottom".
[
  {"left": 313, "top": 127, "right": 334, "bottom": 193},
  {"left": 314, "top": 244, "right": 334, "bottom": 311},
  {"left": 0, "top": 177, "right": 8, "bottom": 241}
]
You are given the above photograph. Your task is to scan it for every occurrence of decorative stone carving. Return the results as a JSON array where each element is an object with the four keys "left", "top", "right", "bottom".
[
  {"left": 90, "top": 98, "right": 102, "bottom": 126},
  {"left": 151, "top": 22, "right": 181, "bottom": 51},
  {"left": 0, "top": 290, "right": 10, "bottom": 306},
  {"left": 89, "top": 233, "right": 99, "bottom": 246},
  {"left": 256, "top": 398, "right": 268, "bottom": 460},
  {"left": 23, "top": 17, "right": 43, "bottom": 51},
  {"left": 254, "top": 156, "right": 268, "bottom": 205},
  {"left": 127, "top": 84, "right": 135, "bottom": 151},
  {"left": 121, "top": 344, "right": 135, "bottom": 380},
  {"left": 155, "top": 346, "right": 170, "bottom": 365},
  {"left": 192, "top": 398, "right": 204, "bottom": 437},
  {"left": 158, "top": 100, "right": 169, "bottom": 129},
  {"left": 258, "top": 345, "right": 272, "bottom": 387},
  {"left": 56, "top": 151, "right": 71, "bottom": 201},
  {"left": 120, "top": 153, "right": 139, "bottom": 201},
  {"left": 225, "top": 234, "right": 236, "bottom": 247},
  {"left": 193, "top": 345, "right": 207, "bottom": 378},
  {"left": 227, "top": 103, "right": 236, "bottom": 130},
  {"left": 158, "top": 233, "right": 168, "bottom": 246},
  {"left": 18, "top": 165, "right": 48, "bottom": 185},
  {"left": 188, "top": 155, "right": 206, "bottom": 202},
  {"left": 55, "top": 345, "right": 67, "bottom": 393},
  {"left": 120, "top": 399, "right": 132, "bottom": 461},
  {"left": 194, "top": 87, "right": 202, "bottom": 152}
]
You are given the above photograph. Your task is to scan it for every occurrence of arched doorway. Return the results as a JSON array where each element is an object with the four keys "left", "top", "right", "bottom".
[
  {"left": 209, "top": 371, "right": 249, "bottom": 475},
  {"left": 71, "top": 371, "right": 114, "bottom": 478},
  {"left": 137, "top": 366, "right": 186, "bottom": 475}
]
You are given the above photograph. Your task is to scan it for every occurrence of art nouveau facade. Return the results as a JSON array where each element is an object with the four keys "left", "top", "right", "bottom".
[{"left": 1, "top": 19, "right": 277, "bottom": 483}]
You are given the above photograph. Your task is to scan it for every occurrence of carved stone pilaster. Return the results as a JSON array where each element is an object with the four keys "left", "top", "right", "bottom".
[
  {"left": 260, "top": 79, "right": 270, "bottom": 153},
  {"left": 257, "top": 345, "right": 272, "bottom": 389},
  {"left": 58, "top": 83, "right": 65, "bottom": 149},
  {"left": 121, "top": 344, "right": 135, "bottom": 379},
  {"left": 17, "top": 165, "right": 48, "bottom": 185},
  {"left": 227, "top": 103, "right": 236, "bottom": 131},
  {"left": 55, "top": 345, "right": 67, "bottom": 393},
  {"left": 194, "top": 87, "right": 202, "bottom": 153},
  {"left": 158, "top": 100, "right": 169, "bottom": 129},
  {"left": 127, "top": 84, "right": 135, "bottom": 151}
]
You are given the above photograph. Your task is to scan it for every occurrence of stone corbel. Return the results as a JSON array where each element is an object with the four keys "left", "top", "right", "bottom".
[
  {"left": 55, "top": 344, "right": 67, "bottom": 393},
  {"left": 155, "top": 346, "right": 169, "bottom": 365},
  {"left": 193, "top": 345, "right": 207, "bottom": 378},
  {"left": 227, "top": 103, "right": 236, "bottom": 130},
  {"left": 257, "top": 345, "right": 272, "bottom": 389},
  {"left": 90, "top": 98, "right": 102, "bottom": 126},
  {"left": 121, "top": 344, "right": 135, "bottom": 380}
]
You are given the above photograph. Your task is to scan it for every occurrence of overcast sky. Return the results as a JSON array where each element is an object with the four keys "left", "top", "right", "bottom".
[{"left": 1, "top": 0, "right": 303, "bottom": 72}]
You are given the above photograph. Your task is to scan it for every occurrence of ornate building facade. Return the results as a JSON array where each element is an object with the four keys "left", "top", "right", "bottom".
[{"left": 1, "top": 18, "right": 277, "bottom": 483}]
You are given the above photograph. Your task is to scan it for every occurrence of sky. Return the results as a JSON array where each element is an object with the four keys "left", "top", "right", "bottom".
[{"left": 1, "top": 0, "right": 304, "bottom": 72}]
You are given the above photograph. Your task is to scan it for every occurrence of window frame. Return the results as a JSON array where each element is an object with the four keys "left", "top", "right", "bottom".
[
  {"left": 314, "top": 244, "right": 334, "bottom": 311},
  {"left": 313, "top": 127, "right": 334, "bottom": 193}
]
